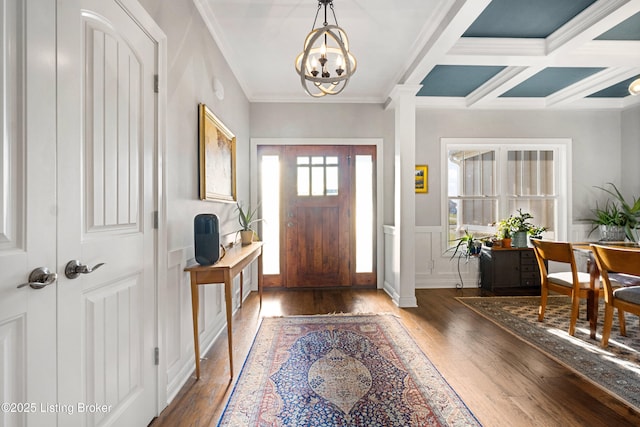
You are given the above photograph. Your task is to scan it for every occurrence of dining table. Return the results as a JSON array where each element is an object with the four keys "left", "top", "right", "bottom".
[{"left": 572, "top": 241, "right": 640, "bottom": 339}]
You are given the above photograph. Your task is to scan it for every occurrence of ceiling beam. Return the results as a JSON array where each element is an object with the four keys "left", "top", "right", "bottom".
[
  {"left": 546, "top": 67, "right": 640, "bottom": 107},
  {"left": 399, "top": 0, "right": 492, "bottom": 86}
]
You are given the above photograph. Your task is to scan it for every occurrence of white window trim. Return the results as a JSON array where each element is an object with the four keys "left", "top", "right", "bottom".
[{"left": 441, "top": 138, "right": 571, "bottom": 254}]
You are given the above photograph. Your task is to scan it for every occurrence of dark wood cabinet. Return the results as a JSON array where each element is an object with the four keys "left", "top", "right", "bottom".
[{"left": 480, "top": 247, "right": 541, "bottom": 294}]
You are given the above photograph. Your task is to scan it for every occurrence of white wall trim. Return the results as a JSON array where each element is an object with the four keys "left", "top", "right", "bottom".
[{"left": 115, "top": 0, "right": 169, "bottom": 414}]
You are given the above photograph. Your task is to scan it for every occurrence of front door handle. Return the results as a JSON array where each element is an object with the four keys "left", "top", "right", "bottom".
[
  {"left": 17, "top": 267, "right": 57, "bottom": 289},
  {"left": 65, "top": 260, "right": 105, "bottom": 279}
]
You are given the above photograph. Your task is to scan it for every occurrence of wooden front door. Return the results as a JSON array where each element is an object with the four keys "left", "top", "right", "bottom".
[{"left": 284, "top": 146, "right": 352, "bottom": 287}]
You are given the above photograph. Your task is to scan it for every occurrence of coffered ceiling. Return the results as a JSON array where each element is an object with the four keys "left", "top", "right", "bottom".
[{"left": 194, "top": 0, "right": 640, "bottom": 109}]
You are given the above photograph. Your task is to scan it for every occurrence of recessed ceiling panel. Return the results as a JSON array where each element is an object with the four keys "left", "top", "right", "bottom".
[
  {"left": 596, "top": 12, "right": 640, "bottom": 40},
  {"left": 418, "top": 65, "right": 506, "bottom": 97},
  {"left": 501, "top": 67, "right": 605, "bottom": 98},
  {"left": 588, "top": 76, "right": 638, "bottom": 98},
  {"left": 463, "top": 0, "right": 597, "bottom": 38}
]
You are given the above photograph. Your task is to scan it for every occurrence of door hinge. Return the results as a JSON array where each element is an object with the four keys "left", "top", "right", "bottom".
[
  {"left": 154, "top": 75, "right": 159, "bottom": 93},
  {"left": 153, "top": 211, "right": 158, "bottom": 229},
  {"left": 154, "top": 347, "right": 159, "bottom": 365}
]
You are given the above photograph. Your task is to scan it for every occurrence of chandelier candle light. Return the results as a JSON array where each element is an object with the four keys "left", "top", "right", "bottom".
[
  {"left": 295, "top": 0, "right": 357, "bottom": 97},
  {"left": 630, "top": 76, "right": 640, "bottom": 96}
]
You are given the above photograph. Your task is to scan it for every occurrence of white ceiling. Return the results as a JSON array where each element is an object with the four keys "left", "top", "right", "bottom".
[{"left": 194, "top": 0, "right": 640, "bottom": 109}]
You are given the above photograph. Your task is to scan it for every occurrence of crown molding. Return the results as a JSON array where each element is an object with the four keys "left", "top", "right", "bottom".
[{"left": 192, "top": 0, "right": 253, "bottom": 100}]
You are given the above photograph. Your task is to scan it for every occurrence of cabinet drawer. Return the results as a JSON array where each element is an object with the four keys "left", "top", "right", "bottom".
[
  {"left": 522, "top": 277, "right": 540, "bottom": 286},
  {"left": 521, "top": 264, "right": 538, "bottom": 273},
  {"left": 521, "top": 250, "right": 535, "bottom": 260}
]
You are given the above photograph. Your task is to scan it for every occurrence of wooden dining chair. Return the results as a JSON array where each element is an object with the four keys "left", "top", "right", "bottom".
[
  {"left": 591, "top": 245, "right": 640, "bottom": 347},
  {"left": 530, "top": 239, "right": 595, "bottom": 336}
]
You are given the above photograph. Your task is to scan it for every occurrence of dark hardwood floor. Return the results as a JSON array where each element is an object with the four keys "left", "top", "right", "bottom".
[{"left": 151, "top": 288, "right": 640, "bottom": 426}]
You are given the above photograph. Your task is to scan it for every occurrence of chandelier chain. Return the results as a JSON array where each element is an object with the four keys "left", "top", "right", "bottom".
[{"left": 311, "top": 3, "right": 321, "bottom": 32}]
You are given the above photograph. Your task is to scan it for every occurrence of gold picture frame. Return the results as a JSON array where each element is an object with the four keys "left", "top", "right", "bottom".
[
  {"left": 415, "top": 165, "right": 428, "bottom": 193},
  {"left": 198, "top": 103, "right": 237, "bottom": 202}
]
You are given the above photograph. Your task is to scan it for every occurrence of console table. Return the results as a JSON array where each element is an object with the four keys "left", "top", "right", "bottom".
[{"left": 184, "top": 242, "right": 263, "bottom": 379}]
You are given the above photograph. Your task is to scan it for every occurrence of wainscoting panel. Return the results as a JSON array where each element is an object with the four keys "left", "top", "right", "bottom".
[
  {"left": 164, "top": 247, "right": 250, "bottom": 402},
  {"left": 383, "top": 223, "right": 599, "bottom": 292}
]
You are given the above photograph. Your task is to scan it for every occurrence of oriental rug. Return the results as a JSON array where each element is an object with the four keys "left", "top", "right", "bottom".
[
  {"left": 217, "top": 314, "right": 481, "bottom": 426},
  {"left": 457, "top": 296, "right": 640, "bottom": 412}
]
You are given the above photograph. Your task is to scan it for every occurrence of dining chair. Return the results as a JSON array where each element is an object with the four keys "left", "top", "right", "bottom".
[
  {"left": 530, "top": 239, "right": 595, "bottom": 336},
  {"left": 591, "top": 244, "right": 640, "bottom": 347}
]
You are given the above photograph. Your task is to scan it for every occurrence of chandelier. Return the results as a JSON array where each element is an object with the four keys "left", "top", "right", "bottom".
[{"left": 295, "top": 0, "right": 357, "bottom": 97}]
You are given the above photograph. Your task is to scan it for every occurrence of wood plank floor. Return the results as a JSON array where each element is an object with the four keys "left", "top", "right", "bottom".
[{"left": 150, "top": 288, "right": 640, "bottom": 426}]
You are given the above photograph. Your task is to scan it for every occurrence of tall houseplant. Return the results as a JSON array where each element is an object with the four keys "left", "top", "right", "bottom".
[{"left": 447, "top": 230, "right": 484, "bottom": 289}]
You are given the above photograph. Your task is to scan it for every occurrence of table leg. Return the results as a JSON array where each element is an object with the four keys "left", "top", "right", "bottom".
[
  {"left": 190, "top": 275, "right": 201, "bottom": 379},
  {"left": 224, "top": 270, "right": 234, "bottom": 378},
  {"left": 588, "top": 257, "right": 599, "bottom": 340},
  {"left": 239, "top": 270, "right": 243, "bottom": 308},
  {"left": 258, "top": 250, "right": 263, "bottom": 309}
]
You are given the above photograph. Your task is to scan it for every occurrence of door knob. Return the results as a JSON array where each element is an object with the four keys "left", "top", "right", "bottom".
[
  {"left": 17, "top": 267, "right": 57, "bottom": 289},
  {"left": 65, "top": 260, "right": 105, "bottom": 279}
]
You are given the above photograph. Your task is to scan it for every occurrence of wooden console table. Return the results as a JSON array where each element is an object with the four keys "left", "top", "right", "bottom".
[{"left": 184, "top": 242, "right": 263, "bottom": 379}]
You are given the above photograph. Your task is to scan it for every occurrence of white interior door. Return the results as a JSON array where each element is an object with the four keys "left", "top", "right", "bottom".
[
  {"left": 0, "top": 1, "right": 58, "bottom": 426},
  {"left": 57, "top": 0, "right": 158, "bottom": 426}
]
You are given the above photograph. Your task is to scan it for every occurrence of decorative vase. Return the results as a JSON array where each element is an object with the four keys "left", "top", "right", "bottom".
[
  {"left": 240, "top": 230, "right": 254, "bottom": 246},
  {"left": 502, "top": 238, "right": 512, "bottom": 248},
  {"left": 512, "top": 231, "right": 528, "bottom": 248},
  {"left": 599, "top": 225, "right": 625, "bottom": 241}
]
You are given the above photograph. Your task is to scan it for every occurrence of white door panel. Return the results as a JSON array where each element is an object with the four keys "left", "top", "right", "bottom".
[
  {"left": 57, "top": 0, "right": 157, "bottom": 426},
  {"left": 0, "top": 0, "right": 57, "bottom": 425}
]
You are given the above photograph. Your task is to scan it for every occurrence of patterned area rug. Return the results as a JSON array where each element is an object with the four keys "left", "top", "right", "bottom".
[
  {"left": 457, "top": 295, "right": 640, "bottom": 412},
  {"left": 217, "top": 314, "right": 481, "bottom": 426}
]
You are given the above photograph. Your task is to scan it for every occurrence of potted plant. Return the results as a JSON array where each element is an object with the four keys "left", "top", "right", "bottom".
[
  {"left": 448, "top": 230, "right": 482, "bottom": 260},
  {"left": 496, "top": 218, "right": 512, "bottom": 248},
  {"left": 587, "top": 199, "right": 627, "bottom": 241},
  {"left": 447, "top": 230, "right": 486, "bottom": 289},
  {"left": 497, "top": 209, "right": 546, "bottom": 248},
  {"left": 589, "top": 183, "right": 640, "bottom": 242},
  {"left": 236, "top": 202, "right": 262, "bottom": 245}
]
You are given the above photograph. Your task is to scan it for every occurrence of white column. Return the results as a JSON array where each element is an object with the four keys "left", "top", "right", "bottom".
[{"left": 388, "top": 85, "right": 421, "bottom": 307}]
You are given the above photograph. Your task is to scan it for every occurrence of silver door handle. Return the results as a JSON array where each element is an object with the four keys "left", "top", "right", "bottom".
[
  {"left": 65, "top": 260, "right": 105, "bottom": 279},
  {"left": 17, "top": 267, "right": 58, "bottom": 289}
]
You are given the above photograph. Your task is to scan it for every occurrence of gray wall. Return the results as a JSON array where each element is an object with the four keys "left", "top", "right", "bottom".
[
  {"left": 250, "top": 102, "right": 396, "bottom": 222},
  {"left": 414, "top": 108, "right": 623, "bottom": 226},
  {"left": 621, "top": 104, "right": 640, "bottom": 198},
  {"left": 140, "top": 0, "right": 251, "bottom": 250},
  {"left": 139, "top": 0, "right": 251, "bottom": 402}
]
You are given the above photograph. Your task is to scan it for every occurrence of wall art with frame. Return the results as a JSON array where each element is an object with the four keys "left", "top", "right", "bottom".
[
  {"left": 415, "top": 165, "right": 428, "bottom": 193},
  {"left": 198, "top": 103, "right": 236, "bottom": 202}
]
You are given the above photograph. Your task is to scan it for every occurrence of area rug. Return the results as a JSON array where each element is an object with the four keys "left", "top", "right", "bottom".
[
  {"left": 456, "top": 296, "right": 640, "bottom": 412},
  {"left": 217, "top": 314, "right": 481, "bottom": 426}
]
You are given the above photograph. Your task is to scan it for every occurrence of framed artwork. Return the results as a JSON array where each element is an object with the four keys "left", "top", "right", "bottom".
[
  {"left": 415, "top": 165, "right": 428, "bottom": 193},
  {"left": 198, "top": 103, "right": 236, "bottom": 202}
]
